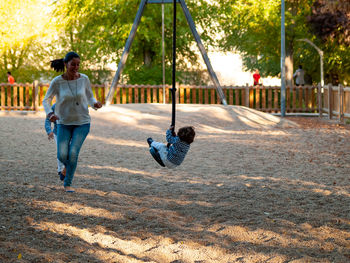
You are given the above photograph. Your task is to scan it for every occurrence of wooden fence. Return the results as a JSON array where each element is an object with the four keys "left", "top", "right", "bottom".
[
  {"left": 0, "top": 82, "right": 348, "bottom": 118},
  {"left": 322, "top": 83, "right": 350, "bottom": 122}
]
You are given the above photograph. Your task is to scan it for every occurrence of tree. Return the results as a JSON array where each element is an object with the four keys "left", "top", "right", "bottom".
[
  {"left": 216, "top": 0, "right": 316, "bottom": 86},
  {"left": 308, "top": 0, "right": 350, "bottom": 84},
  {"left": 51, "top": 0, "right": 217, "bottom": 84},
  {"left": 0, "top": 0, "right": 55, "bottom": 82},
  {"left": 308, "top": 0, "right": 349, "bottom": 44}
]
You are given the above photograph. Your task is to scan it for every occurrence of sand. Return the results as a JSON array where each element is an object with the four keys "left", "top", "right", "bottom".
[{"left": 0, "top": 104, "right": 349, "bottom": 263}]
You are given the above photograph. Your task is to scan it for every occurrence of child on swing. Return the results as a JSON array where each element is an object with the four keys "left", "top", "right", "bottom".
[{"left": 147, "top": 125, "right": 195, "bottom": 168}]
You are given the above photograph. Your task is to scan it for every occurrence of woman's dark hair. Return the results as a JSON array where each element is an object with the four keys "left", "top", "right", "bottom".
[
  {"left": 178, "top": 126, "right": 195, "bottom": 144},
  {"left": 50, "top": 52, "right": 80, "bottom": 72},
  {"left": 7, "top": 71, "right": 11, "bottom": 75}
]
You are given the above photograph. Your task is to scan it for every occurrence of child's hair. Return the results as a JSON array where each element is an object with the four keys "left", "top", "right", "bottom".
[
  {"left": 50, "top": 51, "right": 80, "bottom": 72},
  {"left": 178, "top": 126, "right": 195, "bottom": 144}
]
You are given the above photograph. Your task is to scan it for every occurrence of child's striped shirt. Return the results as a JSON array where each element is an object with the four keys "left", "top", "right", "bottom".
[{"left": 166, "top": 129, "right": 190, "bottom": 166}]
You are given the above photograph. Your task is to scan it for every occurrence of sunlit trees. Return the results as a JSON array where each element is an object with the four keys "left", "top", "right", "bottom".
[
  {"left": 0, "top": 0, "right": 55, "bottom": 82},
  {"left": 216, "top": 0, "right": 317, "bottom": 86},
  {"left": 1, "top": 0, "right": 349, "bottom": 85},
  {"left": 51, "top": 0, "right": 217, "bottom": 84},
  {"left": 216, "top": 0, "right": 350, "bottom": 85}
]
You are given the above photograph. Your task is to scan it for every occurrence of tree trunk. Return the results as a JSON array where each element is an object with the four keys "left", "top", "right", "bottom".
[
  {"left": 143, "top": 49, "right": 153, "bottom": 67},
  {"left": 3, "top": 54, "right": 8, "bottom": 71},
  {"left": 285, "top": 45, "right": 294, "bottom": 87},
  {"left": 285, "top": 1, "right": 298, "bottom": 87},
  {"left": 69, "top": 28, "right": 75, "bottom": 51}
]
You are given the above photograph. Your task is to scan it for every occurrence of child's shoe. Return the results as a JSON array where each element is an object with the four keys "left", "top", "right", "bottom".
[
  {"left": 147, "top": 137, "right": 153, "bottom": 147},
  {"left": 58, "top": 172, "right": 65, "bottom": 181}
]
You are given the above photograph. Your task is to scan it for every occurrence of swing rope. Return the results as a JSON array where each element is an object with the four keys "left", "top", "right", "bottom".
[{"left": 171, "top": 0, "right": 176, "bottom": 127}]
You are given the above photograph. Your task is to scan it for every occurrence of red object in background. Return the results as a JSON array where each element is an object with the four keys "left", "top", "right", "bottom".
[
  {"left": 8, "top": 75, "right": 15, "bottom": 84},
  {"left": 253, "top": 73, "right": 260, "bottom": 85}
]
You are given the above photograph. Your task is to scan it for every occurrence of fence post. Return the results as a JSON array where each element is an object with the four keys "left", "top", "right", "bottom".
[
  {"left": 339, "top": 84, "right": 344, "bottom": 123},
  {"left": 103, "top": 82, "right": 109, "bottom": 105},
  {"left": 328, "top": 83, "right": 332, "bottom": 119},
  {"left": 176, "top": 82, "right": 179, "bottom": 104},
  {"left": 1, "top": 84, "right": 5, "bottom": 110},
  {"left": 245, "top": 84, "right": 249, "bottom": 107},
  {"left": 33, "top": 80, "right": 39, "bottom": 111},
  {"left": 317, "top": 83, "right": 322, "bottom": 117}
]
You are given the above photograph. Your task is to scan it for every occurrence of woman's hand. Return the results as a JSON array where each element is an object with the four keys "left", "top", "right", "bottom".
[
  {"left": 48, "top": 132, "right": 54, "bottom": 141},
  {"left": 94, "top": 101, "right": 102, "bottom": 109},
  {"left": 48, "top": 113, "right": 59, "bottom": 122}
]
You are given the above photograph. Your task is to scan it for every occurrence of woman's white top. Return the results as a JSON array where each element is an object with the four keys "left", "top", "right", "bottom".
[{"left": 43, "top": 74, "right": 97, "bottom": 125}]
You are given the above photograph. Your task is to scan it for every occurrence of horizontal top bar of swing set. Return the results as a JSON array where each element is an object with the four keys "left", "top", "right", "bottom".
[{"left": 147, "top": 0, "right": 180, "bottom": 3}]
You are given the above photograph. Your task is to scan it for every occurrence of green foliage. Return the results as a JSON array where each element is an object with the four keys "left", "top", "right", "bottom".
[
  {"left": 1, "top": 0, "right": 349, "bottom": 86},
  {"left": 125, "top": 65, "right": 210, "bottom": 85},
  {"left": 217, "top": 0, "right": 314, "bottom": 77},
  {"left": 51, "top": 0, "right": 217, "bottom": 84},
  {"left": 0, "top": 0, "right": 56, "bottom": 83},
  {"left": 307, "top": 0, "right": 350, "bottom": 84},
  {"left": 216, "top": 0, "right": 349, "bottom": 85}
]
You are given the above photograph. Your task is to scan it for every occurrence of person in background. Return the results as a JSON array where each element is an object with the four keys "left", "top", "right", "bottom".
[
  {"left": 253, "top": 69, "right": 261, "bottom": 86},
  {"left": 44, "top": 103, "right": 66, "bottom": 181},
  {"left": 7, "top": 72, "right": 15, "bottom": 84},
  {"left": 42, "top": 51, "right": 102, "bottom": 193},
  {"left": 293, "top": 65, "right": 305, "bottom": 86}
]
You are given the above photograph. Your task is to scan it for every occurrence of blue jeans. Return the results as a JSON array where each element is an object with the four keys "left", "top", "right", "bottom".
[
  {"left": 150, "top": 141, "right": 177, "bottom": 169},
  {"left": 57, "top": 123, "right": 90, "bottom": 187}
]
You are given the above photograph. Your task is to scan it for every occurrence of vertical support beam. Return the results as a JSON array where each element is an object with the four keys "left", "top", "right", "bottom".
[
  {"left": 274, "top": 87, "right": 279, "bottom": 112},
  {"left": 234, "top": 88, "right": 238, "bottom": 105},
  {"left": 320, "top": 52, "right": 324, "bottom": 87},
  {"left": 171, "top": 0, "right": 177, "bottom": 126},
  {"left": 318, "top": 83, "right": 322, "bottom": 117},
  {"left": 25, "top": 86, "right": 30, "bottom": 109},
  {"left": 13, "top": 84, "right": 18, "bottom": 109},
  {"left": 179, "top": 0, "right": 227, "bottom": 105},
  {"left": 1, "top": 85, "right": 5, "bottom": 110},
  {"left": 339, "top": 84, "right": 344, "bottom": 123},
  {"left": 162, "top": 3, "right": 166, "bottom": 104},
  {"left": 103, "top": 82, "right": 108, "bottom": 104},
  {"left": 268, "top": 87, "right": 272, "bottom": 112},
  {"left": 105, "top": 0, "right": 147, "bottom": 105},
  {"left": 280, "top": 0, "right": 286, "bottom": 117},
  {"left": 192, "top": 87, "right": 197, "bottom": 104},
  {"left": 7, "top": 84, "right": 11, "bottom": 110},
  {"left": 33, "top": 81, "right": 39, "bottom": 111},
  {"left": 19, "top": 85, "right": 24, "bottom": 110},
  {"left": 328, "top": 83, "right": 332, "bottom": 119},
  {"left": 245, "top": 84, "right": 250, "bottom": 107}
]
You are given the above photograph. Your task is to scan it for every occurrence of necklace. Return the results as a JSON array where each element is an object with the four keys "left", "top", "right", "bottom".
[{"left": 66, "top": 79, "right": 79, "bottom": 106}]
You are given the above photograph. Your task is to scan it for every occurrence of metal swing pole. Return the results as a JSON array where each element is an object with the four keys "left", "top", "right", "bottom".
[
  {"left": 280, "top": 0, "right": 286, "bottom": 117},
  {"left": 162, "top": 3, "right": 166, "bottom": 104},
  {"left": 171, "top": 0, "right": 176, "bottom": 127},
  {"left": 105, "top": 0, "right": 147, "bottom": 105}
]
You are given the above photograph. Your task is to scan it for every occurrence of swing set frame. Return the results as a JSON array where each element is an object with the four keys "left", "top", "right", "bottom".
[{"left": 105, "top": 0, "right": 228, "bottom": 117}]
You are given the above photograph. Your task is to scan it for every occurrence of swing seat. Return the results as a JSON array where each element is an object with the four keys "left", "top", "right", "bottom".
[{"left": 149, "top": 146, "right": 165, "bottom": 167}]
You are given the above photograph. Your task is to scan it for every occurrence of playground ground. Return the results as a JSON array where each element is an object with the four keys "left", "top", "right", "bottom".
[{"left": 0, "top": 104, "right": 349, "bottom": 263}]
